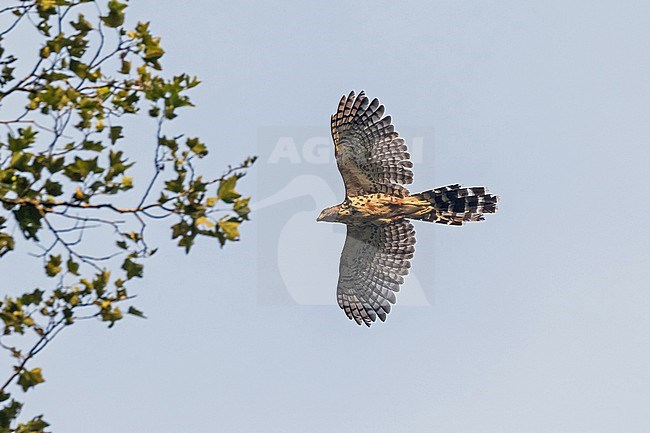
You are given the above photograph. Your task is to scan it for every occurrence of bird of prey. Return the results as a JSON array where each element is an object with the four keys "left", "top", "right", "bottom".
[{"left": 317, "top": 91, "right": 499, "bottom": 326}]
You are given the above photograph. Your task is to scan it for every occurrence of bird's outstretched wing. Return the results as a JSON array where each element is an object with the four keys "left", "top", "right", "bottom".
[
  {"left": 337, "top": 221, "right": 416, "bottom": 326},
  {"left": 330, "top": 91, "right": 413, "bottom": 198}
]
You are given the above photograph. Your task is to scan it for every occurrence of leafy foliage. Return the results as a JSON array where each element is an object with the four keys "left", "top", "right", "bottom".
[{"left": 0, "top": 1, "right": 255, "bottom": 430}]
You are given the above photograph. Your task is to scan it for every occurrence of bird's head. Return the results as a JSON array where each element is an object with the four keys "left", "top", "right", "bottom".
[{"left": 317, "top": 205, "right": 340, "bottom": 222}]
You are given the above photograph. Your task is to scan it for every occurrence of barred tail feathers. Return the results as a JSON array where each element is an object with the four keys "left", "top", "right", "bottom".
[{"left": 411, "top": 184, "right": 498, "bottom": 225}]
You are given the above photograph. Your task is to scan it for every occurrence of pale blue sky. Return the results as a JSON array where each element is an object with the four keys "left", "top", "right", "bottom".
[{"left": 3, "top": 1, "right": 650, "bottom": 432}]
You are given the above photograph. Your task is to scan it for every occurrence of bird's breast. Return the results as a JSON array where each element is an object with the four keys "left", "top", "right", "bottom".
[{"left": 341, "top": 194, "right": 405, "bottom": 221}]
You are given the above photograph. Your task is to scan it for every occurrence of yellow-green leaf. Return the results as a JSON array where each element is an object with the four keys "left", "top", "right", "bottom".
[
  {"left": 217, "top": 176, "right": 240, "bottom": 203},
  {"left": 45, "top": 255, "right": 62, "bottom": 277},
  {"left": 18, "top": 368, "right": 45, "bottom": 391},
  {"left": 206, "top": 197, "right": 218, "bottom": 207},
  {"left": 195, "top": 216, "right": 214, "bottom": 228},
  {"left": 218, "top": 221, "right": 240, "bottom": 240},
  {"left": 233, "top": 197, "right": 251, "bottom": 218}
]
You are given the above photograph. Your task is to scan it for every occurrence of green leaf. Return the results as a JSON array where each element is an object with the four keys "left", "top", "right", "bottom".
[
  {"left": 1, "top": 65, "right": 15, "bottom": 85},
  {"left": 217, "top": 220, "right": 240, "bottom": 241},
  {"left": 20, "top": 289, "right": 44, "bottom": 306},
  {"left": 0, "top": 217, "right": 15, "bottom": 257},
  {"left": 164, "top": 176, "right": 184, "bottom": 193},
  {"left": 171, "top": 220, "right": 189, "bottom": 239},
  {"left": 69, "top": 59, "right": 89, "bottom": 78},
  {"left": 100, "top": 305, "right": 123, "bottom": 327},
  {"left": 0, "top": 399, "right": 23, "bottom": 430},
  {"left": 82, "top": 140, "right": 104, "bottom": 152},
  {"left": 109, "top": 126, "right": 123, "bottom": 144},
  {"left": 8, "top": 127, "right": 37, "bottom": 152},
  {"left": 105, "top": 150, "right": 134, "bottom": 181},
  {"left": 217, "top": 176, "right": 240, "bottom": 203},
  {"left": 13, "top": 205, "right": 42, "bottom": 240},
  {"left": 122, "top": 258, "right": 143, "bottom": 279},
  {"left": 127, "top": 306, "right": 146, "bottom": 318},
  {"left": 233, "top": 197, "right": 251, "bottom": 218},
  {"left": 0, "top": 233, "right": 15, "bottom": 257},
  {"left": 91, "top": 271, "right": 111, "bottom": 296},
  {"left": 66, "top": 257, "right": 80, "bottom": 275},
  {"left": 119, "top": 59, "right": 131, "bottom": 74},
  {"left": 40, "top": 45, "right": 51, "bottom": 58},
  {"left": 71, "top": 13, "right": 93, "bottom": 33},
  {"left": 17, "top": 368, "right": 45, "bottom": 391},
  {"left": 177, "top": 234, "right": 194, "bottom": 253},
  {"left": 143, "top": 40, "right": 164, "bottom": 65},
  {"left": 186, "top": 137, "right": 207, "bottom": 157},
  {"left": 206, "top": 197, "right": 218, "bottom": 207},
  {"left": 43, "top": 179, "right": 63, "bottom": 196},
  {"left": 63, "top": 157, "right": 102, "bottom": 181},
  {"left": 100, "top": 0, "right": 127, "bottom": 27},
  {"left": 158, "top": 136, "right": 178, "bottom": 152},
  {"left": 47, "top": 156, "right": 65, "bottom": 173},
  {"left": 45, "top": 255, "right": 62, "bottom": 277},
  {"left": 15, "top": 415, "right": 49, "bottom": 432}
]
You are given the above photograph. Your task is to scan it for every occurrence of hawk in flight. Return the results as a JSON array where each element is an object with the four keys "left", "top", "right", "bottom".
[{"left": 317, "top": 91, "right": 499, "bottom": 326}]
